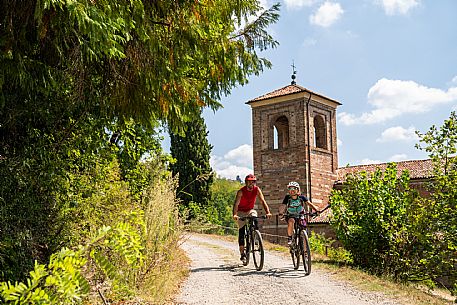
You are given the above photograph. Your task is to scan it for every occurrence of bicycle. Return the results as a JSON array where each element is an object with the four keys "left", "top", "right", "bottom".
[
  {"left": 285, "top": 205, "right": 330, "bottom": 275},
  {"left": 238, "top": 215, "right": 267, "bottom": 271}
]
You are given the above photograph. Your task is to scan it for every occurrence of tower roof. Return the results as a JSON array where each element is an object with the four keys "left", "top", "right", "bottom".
[{"left": 246, "top": 84, "right": 341, "bottom": 105}]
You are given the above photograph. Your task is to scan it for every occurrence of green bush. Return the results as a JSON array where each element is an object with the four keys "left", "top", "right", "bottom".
[
  {"left": 0, "top": 174, "right": 182, "bottom": 304},
  {"left": 330, "top": 164, "right": 418, "bottom": 277}
]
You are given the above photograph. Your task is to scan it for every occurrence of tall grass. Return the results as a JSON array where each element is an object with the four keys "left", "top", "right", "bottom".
[
  {"left": 0, "top": 173, "right": 187, "bottom": 304},
  {"left": 135, "top": 175, "right": 186, "bottom": 304}
]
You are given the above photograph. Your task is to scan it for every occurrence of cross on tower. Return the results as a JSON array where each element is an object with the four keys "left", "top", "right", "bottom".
[{"left": 291, "top": 61, "right": 297, "bottom": 85}]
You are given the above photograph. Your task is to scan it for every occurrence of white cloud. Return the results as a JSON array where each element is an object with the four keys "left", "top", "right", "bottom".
[
  {"left": 284, "top": 0, "right": 317, "bottom": 10},
  {"left": 376, "top": 0, "right": 420, "bottom": 16},
  {"left": 223, "top": 144, "right": 253, "bottom": 167},
  {"left": 359, "top": 158, "right": 382, "bottom": 165},
  {"left": 210, "top": 144, "right": 253, "bottom": 179},
  {"left": 338, "top": 78, "right": 457, "bottom": 125},
  {"left": 337, "top": 138, "right": 342, "bottom": 146},
  {"left": 389, "top": 154, "right": 408, "bottom": 162},
  {"left": 376, "top": 126, "right": 419, "bottom": 142},
  {"left": 310, "top": 2, "right": 344, "bottom": 27}
]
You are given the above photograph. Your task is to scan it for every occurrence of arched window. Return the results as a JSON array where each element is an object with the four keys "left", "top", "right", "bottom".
[
  {"left": 313, "top": 115, "right": 327, "bottom": 149},
  {"left": 273, "top": 115, "right": 289, "bottom": 150}
]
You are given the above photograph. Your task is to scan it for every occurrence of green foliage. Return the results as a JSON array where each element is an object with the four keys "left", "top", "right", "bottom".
[
  {"left": 0, "top": 175, "right": 181, "bottom": 304},
  {"left": 309, "top": 234, "right": 352, "bottom": 264},
  {"left": 182, "top": 177, "right": 240, "bottom": 235},
  {"left": 0, "top": 0, "right": 280, "bottom": 295},
  {"left": 0, "top": 115, "right": 118, "bottom": 281},
  {"left": 0, "top": 249, "right": 88, "bottom": 305},
  {"left": 210, "top": 177, "right": 242, "bottom": 228},
  {"left": 330, "top": 164, "right": 418, "bottom": 277},
  {"left": 416, "top": 112, "right": 457, "bottom": 293},
  {"left": 330, "top": 112, "right": 457, "bottom": 295},
  {"left": 170, "top": 111, "right": 214, "bottom": 217},
  {"left": 111, "top": 118, "right": 167, "bottom": 200},
  {"left": 1, "top": 0, "right": 280, "bottom": 132}
]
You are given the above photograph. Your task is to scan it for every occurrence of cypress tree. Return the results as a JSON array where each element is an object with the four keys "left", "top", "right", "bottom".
[{"left": 170, "top": 111, "right": 214, "bottom": 217}]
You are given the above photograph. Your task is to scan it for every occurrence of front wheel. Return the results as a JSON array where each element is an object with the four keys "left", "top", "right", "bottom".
[
  {"left": 290, "top": 233, "right": 300, "bottom": 270},
  {"left": 243, "top": 230, "right": 250, "bottom": 266},
  {"left": 299, "top": 230, "right": 311, "bottom": 275},
  {"left": 252, "top": 230, "right": 264, "bottom": 271}
]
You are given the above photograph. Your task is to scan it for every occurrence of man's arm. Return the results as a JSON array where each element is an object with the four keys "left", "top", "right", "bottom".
[
  {"left": 233, "top": 190, "right": 242, "bottom": 220},
  {"left": 257, "top": 188, "right": 272, "bottom": 218}
]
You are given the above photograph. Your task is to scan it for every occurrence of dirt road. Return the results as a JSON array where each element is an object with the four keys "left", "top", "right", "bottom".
[{"left": 174, "top": 233, "right": 401, "bottom": 305}]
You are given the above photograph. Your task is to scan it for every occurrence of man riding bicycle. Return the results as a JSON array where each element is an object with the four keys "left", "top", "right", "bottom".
[
  {"left": 279, "top": 181, "right": 319, "bottom": 246},
  {"left": 233, "top": 174, "right": 272, "bottom": 263}
]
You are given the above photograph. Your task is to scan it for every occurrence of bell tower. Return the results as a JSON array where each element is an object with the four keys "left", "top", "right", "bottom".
[{"left": 246, "top": 76, "right": 341, "bottom": 228}]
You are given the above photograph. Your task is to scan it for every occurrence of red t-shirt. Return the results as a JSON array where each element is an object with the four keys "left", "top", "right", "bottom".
[{"left": 238, "top": 185, "right": 259, "bottom": 212}]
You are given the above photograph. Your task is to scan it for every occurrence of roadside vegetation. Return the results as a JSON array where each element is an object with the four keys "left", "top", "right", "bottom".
[
  {"left": 0, "top": 1, "right": 279, "bottom": 304},
  {"left": 331, "top": 112, "right": 457, "bottom": 299}
]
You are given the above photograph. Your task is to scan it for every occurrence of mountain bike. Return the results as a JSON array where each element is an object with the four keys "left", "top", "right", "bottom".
[
  {"left": 286, "top": 205, "right": 330, "bottom": 275},
  {"left": 238, "top": 215, "right": 267, "bottom": 271}
]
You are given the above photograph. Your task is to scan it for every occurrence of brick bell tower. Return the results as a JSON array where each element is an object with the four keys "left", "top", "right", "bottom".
[{"left": 246, "top": 72, "right": 341, "bottom": 239}]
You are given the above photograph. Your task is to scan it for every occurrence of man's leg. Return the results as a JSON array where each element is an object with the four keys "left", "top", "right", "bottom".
[
  {"left": 237, "top": 211, "right": 248, "bottom": 262},
  {"left": 238, "top": 226, "right": 246, "bottom": 262}
]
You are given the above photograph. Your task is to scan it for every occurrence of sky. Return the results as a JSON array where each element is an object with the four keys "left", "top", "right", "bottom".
[{"left": 180, "top": 0, "right": 457, "bottom": 180}]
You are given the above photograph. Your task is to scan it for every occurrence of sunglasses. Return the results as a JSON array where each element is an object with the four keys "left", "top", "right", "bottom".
[{"left": 288, "top": 187, "right": 298, "bottom": 191}]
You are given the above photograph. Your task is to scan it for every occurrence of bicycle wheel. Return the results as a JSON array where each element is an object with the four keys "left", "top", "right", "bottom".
[
  {"left": 290, "top": 233, "right": 300, "bottom": 270},
  {"left": 243, "top": 229, "right": 250, "bottom": 266},
  {"left": 299, "top": 230, "right": 311, "bottom": 275},
  {"left": 252, "top": 230, "right": 264, "bottom": 271}
]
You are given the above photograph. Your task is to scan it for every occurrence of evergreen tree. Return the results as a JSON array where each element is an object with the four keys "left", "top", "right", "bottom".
[{"left": 170, "top": 111, "right": 214, "bottom": 218}]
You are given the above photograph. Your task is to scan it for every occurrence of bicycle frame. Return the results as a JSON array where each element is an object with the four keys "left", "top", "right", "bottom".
[
  {"left": 286, "top": 205, "right": 331, "bottom": 274},
  {"left": 287, "top": 214, "right": 312, "bottom": 274},
  {"left": 238, "top": 215, "right": 266, "bottom": 271}
]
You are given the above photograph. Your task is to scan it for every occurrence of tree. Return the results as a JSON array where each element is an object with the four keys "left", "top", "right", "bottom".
[
  {"left": 1, "top": 0, "right": 280, "bottom": 134},
  {"left": 170, "top": 110, "right": 214, "bottom": 218},
  {"left": 210, "top": 177, "right": 242, "bottom": 229},
  {"left": 0, "top": 0, "right": 280, "bottom": 281},
  {"left": 416, "top": 111, "right": 457, "bottom": 293}
]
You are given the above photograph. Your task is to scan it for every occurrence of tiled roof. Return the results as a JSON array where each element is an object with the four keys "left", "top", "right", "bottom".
[
  {"left": 313, "top": 159, "right": 435, "bottom": 224},
  {"left": 336, "top": 159, "right": 434, "bottom": 182},
  {"left": 247, "top": 84, "right": 341, "bottom": 104}
]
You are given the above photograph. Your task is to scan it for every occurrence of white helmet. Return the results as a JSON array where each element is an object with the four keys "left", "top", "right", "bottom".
[{"left": 287, "top": 181, "right": 300, "bottom": 191}]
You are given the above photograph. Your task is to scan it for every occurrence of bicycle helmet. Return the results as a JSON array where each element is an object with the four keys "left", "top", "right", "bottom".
[
  {"left": 245, "top": 174, "right": 257, "bottom": 182},
  {"left": 287, "top": 181, "right": 300, "bottom": 191}
]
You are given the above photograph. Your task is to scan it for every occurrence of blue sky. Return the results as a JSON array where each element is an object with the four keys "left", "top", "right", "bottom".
[{"left": 197, "top": 0, "right": 457, "bottom": 180}]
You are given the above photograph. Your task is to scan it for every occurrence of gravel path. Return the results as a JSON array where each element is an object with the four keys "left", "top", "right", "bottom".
[{"left": 174, "top": 233, "right": 402, "bottom": 305}]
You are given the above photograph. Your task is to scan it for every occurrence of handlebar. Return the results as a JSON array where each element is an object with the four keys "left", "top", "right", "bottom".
[
  {"left": 282, "top": 204, "right": 331, "bottom": 219},
  {"left": 238, "top": 215, "right": 268, "bottom": 221}
]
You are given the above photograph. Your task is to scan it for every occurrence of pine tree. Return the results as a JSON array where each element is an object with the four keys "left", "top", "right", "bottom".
[{"left": 170, "top": 111, "right": 214, "bottom": 217}]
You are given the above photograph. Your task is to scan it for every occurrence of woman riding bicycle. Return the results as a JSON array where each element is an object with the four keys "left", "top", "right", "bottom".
[
  {"left": 233, "top": 174, "right": 272, "bottom": 263},
  {"left": 279, "top": 181, "right": 319, "bottom": 246}
]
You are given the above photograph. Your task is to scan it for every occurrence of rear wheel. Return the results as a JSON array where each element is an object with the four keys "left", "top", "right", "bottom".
[
  {"left": 300, "top": 230, "right": 311, "bottom": 275},
  {"left": 252, "top": 230, "right": 264, "bottom": 271},
  {"left": 290, "top": 233, "right": 300, "bottom": 270}
]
